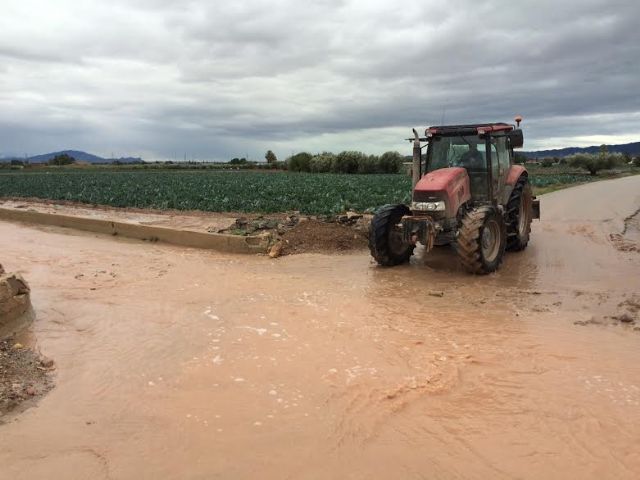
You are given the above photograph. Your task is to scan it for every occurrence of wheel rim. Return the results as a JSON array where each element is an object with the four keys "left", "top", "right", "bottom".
[
  {"left": 388, "top": 224, "right": 407, "bottom": 255},
  {"left": 481, "top": 219, "right": 501, "bottom": 262}
]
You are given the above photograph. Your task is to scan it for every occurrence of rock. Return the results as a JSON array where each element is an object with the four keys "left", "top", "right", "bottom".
[
  {"left": 12, "top": 343, "right": 24, "bottom": 350},
  {"left": 428, "top": 291, "right": 445, "bottom": 298},
  {"left": 269, "top": 241, "right": 284, "bottom": 259},
  {"left": 346, "top": 211, "right": 363, "bottom": 221},
  {"left": 1, "top": 272, "right": 32, "bottom": 339},
  {"left": 25, "top": 386, "right": 37, "bottom": 396},
  {"left": 284, "top": 215, "right": 299, "bottom": 227},
  {"left": 0, "top": 264, "right": 4, "bottom": 275},
  {"left": 40, "top": 356, "right": 55, "bottom": 368},
  {"left": 617, "top": 313, "right": 635, "bottom": 323}
]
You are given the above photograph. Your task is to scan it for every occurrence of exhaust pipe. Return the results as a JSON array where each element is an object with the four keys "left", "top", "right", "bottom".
[{"left": 412, "top": 128, "right": 421, "bottom": 188}]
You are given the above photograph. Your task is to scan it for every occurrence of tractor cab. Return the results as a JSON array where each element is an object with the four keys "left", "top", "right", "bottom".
[{"left": 415, "top": 122, "right": 524, "bottom": 206}]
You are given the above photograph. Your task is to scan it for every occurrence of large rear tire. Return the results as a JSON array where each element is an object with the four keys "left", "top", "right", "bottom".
[
  {"left": 506, "top": 176, "right": 533, "bottom": 251},
  {"left": 369, "top": 204, "right": 414, "bottom": 266},
  {"left": 456, "top": 206, "right": 506, "bottom": 274}
]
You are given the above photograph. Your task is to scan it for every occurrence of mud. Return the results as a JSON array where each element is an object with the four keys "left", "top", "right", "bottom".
[
  {"left": 0, "top": 337, "right": 54, "bottom": 419},
  {"left": 280, "top": 218, "right": 368, "bottom": 254},
  {"left": 610, "top": 205, "right": 640, "bottom": 252},
  {"left": 0, "top": 175, "right": 639, "bottom": 479}
]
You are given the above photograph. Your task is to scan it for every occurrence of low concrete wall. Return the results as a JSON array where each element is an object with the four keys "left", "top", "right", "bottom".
[{"left": 0, "top": 208, "right": 270, "bottom": 254}]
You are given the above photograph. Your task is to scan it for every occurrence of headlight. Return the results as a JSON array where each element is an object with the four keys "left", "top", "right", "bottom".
[{"left": 411, "top": 201, "right": 445, "bottom": 212}]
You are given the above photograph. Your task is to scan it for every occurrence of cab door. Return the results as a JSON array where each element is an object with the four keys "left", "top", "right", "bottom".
[{"left": 492, "top": 136, "right": 509, "bottom": 201}]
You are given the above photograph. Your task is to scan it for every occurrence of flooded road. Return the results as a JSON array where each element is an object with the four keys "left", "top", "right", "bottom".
[{"left": 1, "top": 175, "right": 639, "bottom": 479}]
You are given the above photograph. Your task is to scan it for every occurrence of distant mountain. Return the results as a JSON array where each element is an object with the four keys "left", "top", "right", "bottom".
[
  {"left": 26, "top": 150, "right": 143, "bottom": 164},
  {"left": 523, "top": 142, "right": 640, "bottom": 159}
]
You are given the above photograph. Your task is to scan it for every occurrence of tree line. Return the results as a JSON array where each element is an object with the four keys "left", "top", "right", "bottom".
[
  {"left": 284, "top": 151, "right": 404, "bottom": 174},
  {"left": 532, "top": 145, "right": 639, "bottom": 175}
]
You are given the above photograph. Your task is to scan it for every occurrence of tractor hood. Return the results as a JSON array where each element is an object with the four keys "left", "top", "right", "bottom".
[{"left": 413, "top": 167, "right": 470, "bottom": 218}]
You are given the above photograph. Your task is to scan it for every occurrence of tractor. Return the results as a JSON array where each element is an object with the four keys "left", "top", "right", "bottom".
[{"left": 369, "top": 116, "right": 540, "bottom": 274}]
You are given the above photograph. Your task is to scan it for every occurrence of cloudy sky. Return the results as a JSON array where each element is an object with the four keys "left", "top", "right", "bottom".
[{"left": 1, "top": 0, "right": 639, "bottom": 161}]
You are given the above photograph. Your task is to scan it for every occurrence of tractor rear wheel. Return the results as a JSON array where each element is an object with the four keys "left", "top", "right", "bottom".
[
  {"left": 456, "top": 206, "right": 506, "bottom": 274},
  {"left": 506, "top": 176, "right": 533, "bottom": 251},
  {"left": 369, "top": 204, "right": 414, "bottom": 266}
]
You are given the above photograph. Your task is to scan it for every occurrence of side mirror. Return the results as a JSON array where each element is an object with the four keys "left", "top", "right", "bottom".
[{"left": 508, "top": 129, "right": 524, "bottom": 149}]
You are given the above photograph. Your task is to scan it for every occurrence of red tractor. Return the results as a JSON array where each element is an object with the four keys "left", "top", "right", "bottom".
[{"left": 369, "top": 117, "right": 540, "bottom": 274}]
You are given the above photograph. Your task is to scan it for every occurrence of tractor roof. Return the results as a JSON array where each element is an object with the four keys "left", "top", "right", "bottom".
[{"left": 427, "top": 123, "right": 514, "bottom": 136}]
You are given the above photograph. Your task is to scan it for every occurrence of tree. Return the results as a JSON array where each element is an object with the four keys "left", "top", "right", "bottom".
[
  {"left": 228, "top": 157, "right": 248, "bottom": 165},
  {"left": 48, "top": 153, "right": 75, "bottom": 166},
  {"left": 332, "top": 151, "right": 365, "bottom": 173},
  {"left": 379, "top": 151, "right": 403, "bottom": 173},
  {"left": 540, "top": 158, "right": 554, "bottom": 168},
  {"left": 265, "top": 150, "right": 277, "bottom": 164},
  {"left": 309, "top": 152, "right": 335, "bottom": 173},
  {"left": 568, "top": 152, "right": 620, "bottom": 176},
  {"left": 287, "top": 152, "right": 313, "bottom": 172}
]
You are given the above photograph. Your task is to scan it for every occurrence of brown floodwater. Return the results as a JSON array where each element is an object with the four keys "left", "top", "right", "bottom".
[{"left": 1, "top": 176, "right": 639, "bottom": 479}]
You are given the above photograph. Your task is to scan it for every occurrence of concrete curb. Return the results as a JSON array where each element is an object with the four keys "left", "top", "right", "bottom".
[{"left": 0, "top": 207, "right": 270, "bottom": 254}]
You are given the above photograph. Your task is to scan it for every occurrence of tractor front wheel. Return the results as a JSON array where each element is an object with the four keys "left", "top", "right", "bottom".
[
  {"left": 456, "top": 206, "right": 506, "bottom": 274},
  {"left": 369, "top": 204, "right": 414, "bottom": 266}
]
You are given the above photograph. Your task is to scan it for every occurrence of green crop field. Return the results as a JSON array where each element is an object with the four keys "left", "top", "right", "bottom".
[
  {"left": 0, "top": 171, "right": 412, "bottom": 215},
  {"left": 0, "top": 169, "right": 626, "bottom": 215}
]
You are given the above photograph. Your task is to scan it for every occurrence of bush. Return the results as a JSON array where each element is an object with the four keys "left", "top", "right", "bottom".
[
  {"left": 228, "top": 157, "right": 248, "bottom": 165},
  {"left": 309, "top": 152, "right": 335, "bottom": 173},
  {"left": 379, "top": 151, "right": 403, "bottom": 173},
  {"left": 540, "top": 158, "right": 554, "bottom": 168},
  {"left": 568, "top": 153, "right": 621, "bottom": 176},
  {"left": 332, "top": 151, "right": 365, "bottom": 173},
  {"left": 632, "top": 156, "right": 640, "bottom": 168},
  {"left": 48, "top": 153, "right": 75, "bottom": 166},
  {"left": 357, "top": 155, "right": 380, "bottom": 174},
  {"left": 287, "top": 152, "right": 313, "bottom": 172}
]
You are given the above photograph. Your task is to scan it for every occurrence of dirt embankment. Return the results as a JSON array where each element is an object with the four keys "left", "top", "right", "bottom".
[
  {"left": 0, "top": 264, "right": 54, "bottom": 419},
  {"left": 218, "top": 212, "right": 371, "bottom": 255},
  {"left": 0, "top": 264, "right": 32, "bottom": 336}
]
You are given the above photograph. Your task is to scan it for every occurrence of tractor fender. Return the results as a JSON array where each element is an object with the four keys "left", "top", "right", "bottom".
[
  {"left": 506, "top": 165, "right": 527, "bottom": 186},
  {"left": 503, "top": 165, "right": 528, "bottom": 205}
]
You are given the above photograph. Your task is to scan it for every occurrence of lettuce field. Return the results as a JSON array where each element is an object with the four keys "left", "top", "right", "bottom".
[{"left": 0, "top": 170, "right": 597, "bottom": 214}]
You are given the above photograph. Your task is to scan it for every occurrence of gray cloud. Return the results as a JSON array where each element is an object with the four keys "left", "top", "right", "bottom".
[{"left": 1, "top": 0, "right": 639, "bottom": 160}]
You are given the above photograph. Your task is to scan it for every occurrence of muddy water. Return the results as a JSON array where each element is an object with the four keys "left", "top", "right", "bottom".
[{"left": 1, "top": 176, "right": 639, "bottom": 479}]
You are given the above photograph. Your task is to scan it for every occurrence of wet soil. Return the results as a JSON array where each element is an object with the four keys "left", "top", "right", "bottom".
[{"left": 0, "top": 175, "right": 639, "bottom": 479}]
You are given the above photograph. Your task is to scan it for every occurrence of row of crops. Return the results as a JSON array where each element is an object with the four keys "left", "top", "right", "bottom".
[{"left": 0, "top": 170, "right": 599, "bottom": 215}]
